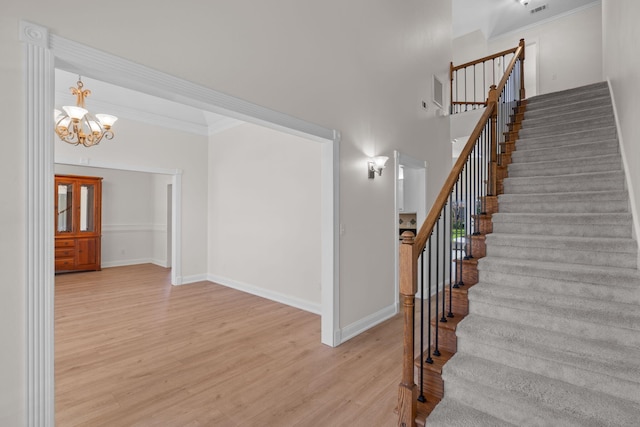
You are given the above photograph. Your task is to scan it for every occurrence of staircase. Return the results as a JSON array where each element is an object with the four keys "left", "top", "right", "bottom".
[{"left": 426, "top": 82, "right": 640, "bottom": 426}]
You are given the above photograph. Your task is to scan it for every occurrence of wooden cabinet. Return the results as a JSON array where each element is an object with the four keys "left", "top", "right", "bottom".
[{"left": 55, "top": 174, "right": 103, "bottom": 272}]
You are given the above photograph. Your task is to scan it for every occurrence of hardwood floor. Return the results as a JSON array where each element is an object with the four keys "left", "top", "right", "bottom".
[{"left": 55, "top": 264, "right": 403, "bottom": 426}]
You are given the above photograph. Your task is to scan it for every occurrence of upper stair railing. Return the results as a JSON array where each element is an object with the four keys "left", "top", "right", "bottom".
[
  {"left": 450, "top": 40, "right": 526, "bottom": 114},
  {"left": 397, "top": 40, "right": 525, "bottom": 427}
]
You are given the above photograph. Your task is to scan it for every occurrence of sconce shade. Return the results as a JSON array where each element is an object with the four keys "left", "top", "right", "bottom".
[{"left": 368, "top": 155, "right": 389, "bottom": 179}]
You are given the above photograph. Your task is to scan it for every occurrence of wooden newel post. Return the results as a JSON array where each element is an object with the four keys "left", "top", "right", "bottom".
[
  {"left": 398, "top": 231, "right": 417, "bottom": 427},
  {"left": 488, "top": 85, "right": 499, "bottom": 196}
]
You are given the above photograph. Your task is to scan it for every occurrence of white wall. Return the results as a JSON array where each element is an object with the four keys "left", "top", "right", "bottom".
[
  {"left": 55, "top": 117, "right": 208, "bottom": 281},
  {"left": 54, "top": 164, "right": 172, "bottom": 268},
  {"left": 208, "top": 123, "right": 322, "bottom": 312},
  {"left": 488, "top": 4, "right": 603, "bottom": 95},
  {"left": 602, "top": 0, "right": 640, "bottom": 243},
  {"left": 1, "top": 2, "right": 452, "bottom": 424}
]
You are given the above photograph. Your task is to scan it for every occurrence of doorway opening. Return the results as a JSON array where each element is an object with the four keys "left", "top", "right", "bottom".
[{"left": 23, "top": 21, "right": 340, "bottom": 424}]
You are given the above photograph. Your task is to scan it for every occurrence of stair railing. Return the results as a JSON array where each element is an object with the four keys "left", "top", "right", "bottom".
[
  {"left": 397, "top": 40, "right": 525, "bottom": 427},
  {"left": 450, "top": 39, "right": 526, "bottom": 114}
]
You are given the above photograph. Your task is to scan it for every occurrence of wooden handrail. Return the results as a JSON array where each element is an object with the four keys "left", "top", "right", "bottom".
[
  {"left": 451, "top": 45, "right": 519, "bottom": 73},
  {"left": 415, "top": 39, "right": 525, "bottom": 260},
  {"left": 494, "top": 40, "right": 525, "bottom": 98},
  {"left": 412, "top": 101, "right": 495, "bottom": 261},
  {"left": 397, "top": 40, "right": 525, "bottom": 427}
]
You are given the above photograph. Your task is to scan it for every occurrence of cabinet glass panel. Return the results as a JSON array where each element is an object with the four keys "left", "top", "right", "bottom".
[
  {"left": 57, "top": 183, "right": 73, "bottom": 233},
  {"left": 80, "top": 184, "right": 95, "bottom": 232}
]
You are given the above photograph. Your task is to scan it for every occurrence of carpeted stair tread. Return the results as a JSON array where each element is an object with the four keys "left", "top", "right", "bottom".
[
  {"left": 478, "top": 256, "right": 640, "bottom": 289},
  {"left": 522, "top": 104, "right": 613, "bottom": 128},
  {"left": 491, "top": 212, "right": 633, "bottom": 238},
  {"left": 497, "top": 190, "right": 629, "bottom": 214},
  {"left": 511, "top": 139, "right": 619, "bottom": 162},
  {"left": 507, "top": 154, "right": 621, "bottom": 177},
  {"left": 477, "top": 266, "right": 640, "bottom": 305},
  {"left": 503, "top": 170, "right": 625, "bottom": 194},
  {"left": 484, "top": 236, "right": 637, "bottom": 268},
  {"left": 469, "top": 286, "right": 640, "bottom": 347},
  {"left": 441, "top": 353, "right": 640, "bottom": 427},
  {"left": 525, "top": 82, "right": 609, "bottom": 106},
  {"left": 515, "top": 127, "right": 617, "bottom": 148},
  {"left": 523, "top": 96, "right": 611, "bottom": 120},
  {"left": 457, "top": 314, "right": 640, "bottom": 403},
  {"left": 470, "top": 281, "right": 640, "bottom": 323},
  {"left": 518, "top": 116, "right": 615, "bottom": 139},
  {"left": 425, "top": 396, "right": 517, "bottom": 427}
]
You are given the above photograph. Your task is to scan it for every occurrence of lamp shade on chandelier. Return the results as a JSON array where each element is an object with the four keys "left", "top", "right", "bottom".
[{"left": 54, "top": 78, "right": 117, "bottom": 147}]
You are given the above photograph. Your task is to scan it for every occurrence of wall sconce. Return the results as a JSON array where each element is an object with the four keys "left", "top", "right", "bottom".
[{"left": 368, "top": 156, "right": 389, "bottom": 179}]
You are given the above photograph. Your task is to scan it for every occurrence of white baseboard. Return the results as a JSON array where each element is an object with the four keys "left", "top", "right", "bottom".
[
  {"left": 207, "top": 273, "right": 322, "bottom": 315},
  {"left": 339, "top": 303, "right": 397, "bottom": 344},
  {"left": 180, "top": 273, "right": 209, "bottom": 285},
  {"left": 102, "top": 258, "right": 154, "bottom": 268}
]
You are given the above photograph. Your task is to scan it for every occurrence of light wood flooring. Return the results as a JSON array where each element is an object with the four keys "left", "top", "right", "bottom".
[{"left": 55, "top": 264, "right": 403, "bottom": 426}]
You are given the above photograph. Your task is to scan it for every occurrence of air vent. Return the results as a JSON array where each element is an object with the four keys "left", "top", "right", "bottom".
[{"left": 530, "top": 4, "right": 547, "bottom": 14}]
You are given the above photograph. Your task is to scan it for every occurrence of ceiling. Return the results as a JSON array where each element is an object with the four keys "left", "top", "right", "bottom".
[
  {"left": 453, "top": 0, "right": 600, "bottom": 39},
  {"left": 55, "top": 69, "right": 242, "bottom": 137},
  {"left": 56, "top": 1, "right": 601, "bottom": 136}
]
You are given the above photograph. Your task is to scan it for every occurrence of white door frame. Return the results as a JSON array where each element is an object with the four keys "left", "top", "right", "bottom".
[
  {"left": 54, "top": 159, "right": 183, "bottom": 284},
  {"left": 20, "top": 20, "right": 340, "bottom": 426}
]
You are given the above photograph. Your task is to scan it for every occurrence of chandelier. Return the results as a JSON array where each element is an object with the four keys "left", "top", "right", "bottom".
[{"left": 54, "top": 77, "right": 118, "bottom": 147}]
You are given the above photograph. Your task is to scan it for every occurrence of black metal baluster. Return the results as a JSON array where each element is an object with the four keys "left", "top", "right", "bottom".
[
  {"left": 433, "top": 217, "right": 441, "bottom": 357},
  {"left": 448, "top": 192, "right": 454, "bottom": 318},
  {"left": 454, "top": 178, "right": 463, "bottom": 289},
  {"left": 441, "top": 202, "right": 448, "bottom": 323},
  {"left": 426, "top": 238, "right": 433, "bottom": 364},
  {"left": 418, "top": 248, "right": 426, "bottom": 403},
  {"left": 464, "top": 158, "right": 473, "bottom": 260}
]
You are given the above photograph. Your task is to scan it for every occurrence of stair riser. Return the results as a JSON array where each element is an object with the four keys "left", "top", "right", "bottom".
[
  {"left": 511, "top": 145, "right": 618, "bottom": 164},
  {"left": 478, "top": 257, "right": 640, "bottom": 289},
  {"left": 486, "top": 245, "right": 637, "bottom": 269},
  {"left": 478, "top": 269, "right": 640, "bottom": 305},
  {"left": 498, "top": 201, "right": 629, "bottom": 214},
  {"left": 505, "top": 171, "right": 625, "bottom": 185},
  {"left": 518, "top": 114, "right": 615, "bottom": 139},
  {"left": 526, "top": 85, "right": 611, "bottom": 107},
  {"left": 526, "top": 93, "right": 611, "bottom": 111},
  {"left": 492, "top": 222, "right": 632, "bottom": 238},
  {"left": 431, "top": 326, "right": 457, "bottom": 354},
  {"left": 508, "top": 162, "right": 621, "bottom": 178},
  {"left": 472, "top": 284, "right": 640, "bottom": 319},
  {"left": 456, "top": 336, "right": 640, "bottom": 405},
  {"left": 503, "top": 178, "right": 625, "bottom": 195},
  {"left": 415, "top": 369, "right": 444, "bottom": 400},
  {"left": 453, "top": 260, "right": 478, "bottom": 286},
  {"left": 469, "top": 299, "right": 640, "bottom": 348},
  {"left": 517, "top": 126, "right": 617, "bottom": 145},
  {"left": 522, "top": 106, "right": 613, "bottom": 128},
  {"left": 519, "top": 117, "right": 615, "bottom": 138},
  {"left": 526, "top": 86, "right": 610, "bottom": 108}
]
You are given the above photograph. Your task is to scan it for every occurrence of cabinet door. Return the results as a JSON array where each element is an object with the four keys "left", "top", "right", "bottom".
[
  {"left": 76, "top": 237, "right": 98, "bottom": 269},
  {"left": 56, "top": 179, "right": 75, "bottom": 235},
  {"left": 78, "top": 182, "right": 98, "bottom": 233}
]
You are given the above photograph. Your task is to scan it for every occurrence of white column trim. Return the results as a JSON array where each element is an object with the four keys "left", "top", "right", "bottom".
[{"left": 20, "top": 21, "right": 55, "bottom": 427}]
